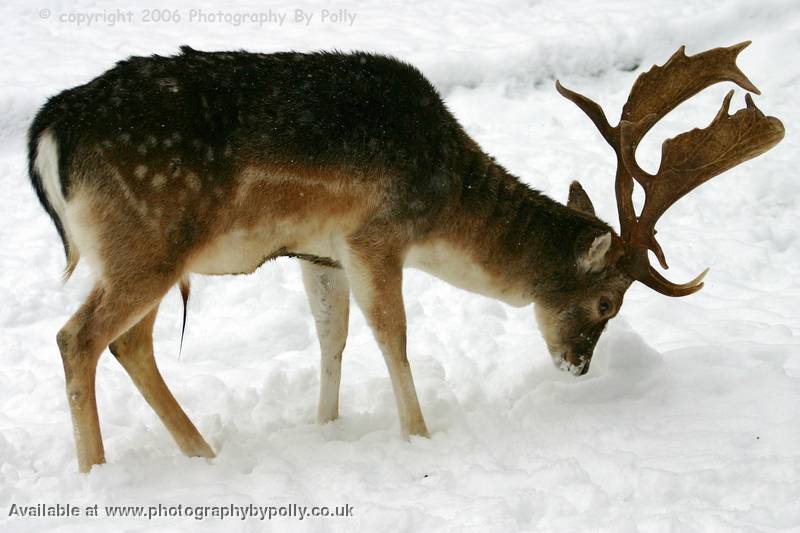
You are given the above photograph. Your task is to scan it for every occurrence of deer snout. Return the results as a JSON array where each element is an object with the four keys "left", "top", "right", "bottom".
[{"left": 552, "top": 350, "right": 591, "bottom": 376}]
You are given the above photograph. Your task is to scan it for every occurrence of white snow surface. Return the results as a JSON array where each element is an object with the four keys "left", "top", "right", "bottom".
[{"left": 1, "top": 0, "right": 799, "bottom": 531}]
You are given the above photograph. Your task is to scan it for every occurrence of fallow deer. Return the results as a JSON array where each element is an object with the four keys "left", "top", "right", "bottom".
[{"left": 28, "top": 42, "right": 783, "bottom": 472}]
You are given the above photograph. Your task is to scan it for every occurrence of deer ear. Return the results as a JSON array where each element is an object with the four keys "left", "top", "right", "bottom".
[
  {"left": 576, "top": 231, "right": 612, "bottom": 272},
  {"left": 567, "top": 180, "right": 596, "bottom": 216}
]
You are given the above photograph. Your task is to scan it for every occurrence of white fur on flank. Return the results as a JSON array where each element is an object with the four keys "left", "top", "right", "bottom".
[{"left": 34, "top": 130, "right": 66, "bottom": 222}]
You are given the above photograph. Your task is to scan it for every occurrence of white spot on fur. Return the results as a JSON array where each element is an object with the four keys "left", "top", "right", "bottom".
[
  {"left": 158, "top": 78, "right": 180, "bottom": 92},
  {"left": 151, "top": 173, "right": 166, "bottom": 189},
  {"left": 185, "top": 172, "right": 201, "bottom": 191},
  {"left": 109, "top": 168, "right": 151, "bottom": 223},
  {"left": 134, "top": 165, "right": 148, "bottom": 179}
]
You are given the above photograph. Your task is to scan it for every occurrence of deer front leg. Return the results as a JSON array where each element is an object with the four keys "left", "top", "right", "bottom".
[
  {"left": 301, "top": 262, "right": 350, "bottom": 424},
  {"left": 343, "top": 245, "right": 429, "bottom": 438},
  {"left": 109, "top": 305, "right": 214, "bottom": 459}
]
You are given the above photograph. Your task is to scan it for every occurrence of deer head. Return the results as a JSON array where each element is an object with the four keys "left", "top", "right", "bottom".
[{"left": 537, "top": 41, "right": 784, "bottom": 376}]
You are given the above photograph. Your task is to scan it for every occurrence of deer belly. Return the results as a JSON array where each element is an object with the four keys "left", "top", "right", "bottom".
[
  {"left": 188, "top": 225, "right": 339, "bottom": 275},
  {"left": 186, "top": 227, "right": 279, "bottom": 275}
]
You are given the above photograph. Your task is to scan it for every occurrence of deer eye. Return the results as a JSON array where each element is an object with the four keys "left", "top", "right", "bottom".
[{"left": 597, "top": 297, "right": 612, "bottom": 317}]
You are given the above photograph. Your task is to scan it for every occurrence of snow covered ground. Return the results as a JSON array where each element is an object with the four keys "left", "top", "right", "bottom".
[{"left": 1, "top": 0, "right": 799, "bottom": 530}]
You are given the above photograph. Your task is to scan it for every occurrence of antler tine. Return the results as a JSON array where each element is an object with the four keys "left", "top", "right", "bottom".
[
  {"left": 555, "top": 81, "right": 638, "bottom": 240},
  {"left": 555, "top": 80, "right": 637, "bottom": 239},
  {"left": 628, "top": 250, "right": 709, "bottom": 297},
  {"left": 555, "top": 81, "right": 618, "bottom": 147}
]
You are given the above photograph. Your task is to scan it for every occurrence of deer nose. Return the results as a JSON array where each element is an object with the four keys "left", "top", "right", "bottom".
[{"left": 564, "top": 351, "right": 591, "bottom": 376}]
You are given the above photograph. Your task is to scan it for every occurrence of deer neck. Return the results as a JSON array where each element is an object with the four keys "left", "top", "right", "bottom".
[{"left": 405, "top": 155, "right": 597, "bottom": 307}]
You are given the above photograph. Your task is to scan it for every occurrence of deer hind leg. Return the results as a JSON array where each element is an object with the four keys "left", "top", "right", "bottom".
[
  {"left": 109, "top": 304, "right": 214, "bottom": 459},
  {"left": 343, "top": 242, "right": 429, "bottom": 438},
  {"left": 57, "top": 272, "right": 176, "bottom": 473},
  {"left": 300, "top": 261, "right": 350, "bottom": 424}
]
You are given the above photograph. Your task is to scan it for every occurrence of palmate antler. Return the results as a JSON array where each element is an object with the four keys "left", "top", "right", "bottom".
[{"left": 556, "top": 42, "right": 785, "bottom": 296}]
